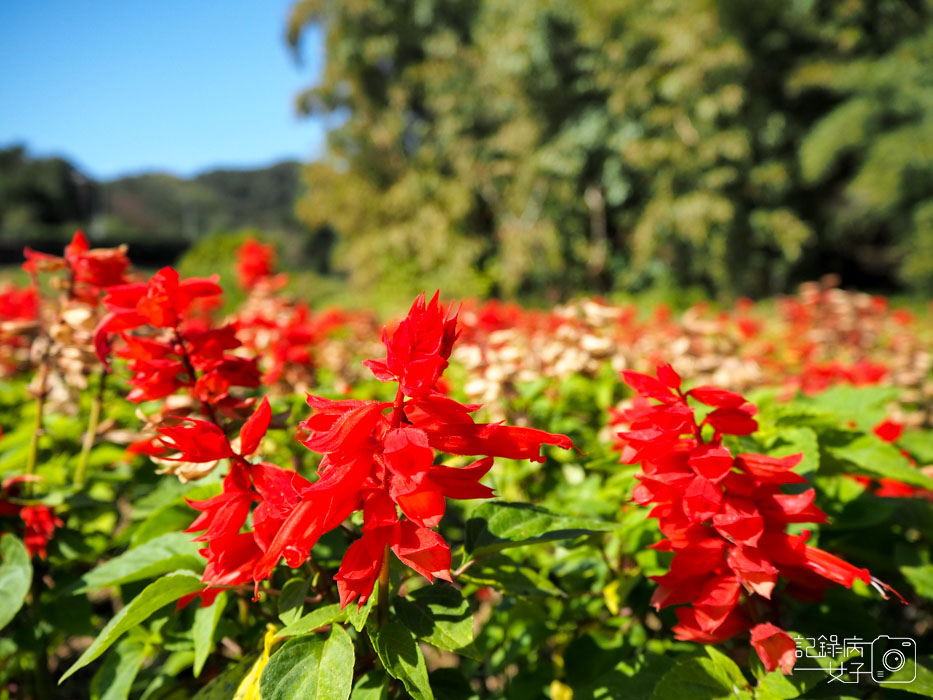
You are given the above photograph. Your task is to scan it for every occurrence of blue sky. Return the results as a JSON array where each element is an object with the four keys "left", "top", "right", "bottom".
[{"left": 0, "top": 1, "right": 326, "bottom": 179}]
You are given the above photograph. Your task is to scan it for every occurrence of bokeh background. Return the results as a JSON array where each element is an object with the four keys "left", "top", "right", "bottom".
[{"left": 2, "top": 0, "right": 932, "bottom": 310}]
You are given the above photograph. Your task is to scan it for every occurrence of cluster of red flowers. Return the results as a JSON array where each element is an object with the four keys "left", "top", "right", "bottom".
[
  {"left": 230, "top": 238, "right": 364, "bottom": 392},
  {"left": 183, "top": 292, "right": 572, "bottom": 607},
  {"left": 24, "top": 231, "right": 129, "bottom": 301},
  {"left": 0, "top": 233, "right": 133, "bottom": 555},
  {"left": 0, "top": 285, "right": 38, "bottom": 322},
  {"left": 616, "top": 364, "right": 892, "bottom": 673},
  {"left": 0, "top": 284, "right": 38, "bottom": 376},
  {"left": 0, "top": 473, "right": 63, "bottom": 559},
  {"left": 235, "top": 238, "right": 282, "bottom": 291},
  {"left": 96, "top": 268, "right": 259, "bottom": 404},
  {"left": 94, "top": 267, "right": 261, "bottom": 481}
]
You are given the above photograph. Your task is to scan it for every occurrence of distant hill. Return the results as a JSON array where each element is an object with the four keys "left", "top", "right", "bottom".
[{"left": 0, "top": 145, "right": 306, "bottom": 263}]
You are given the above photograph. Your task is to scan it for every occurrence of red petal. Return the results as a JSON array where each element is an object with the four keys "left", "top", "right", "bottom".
[
  {"left": 688, "top": 445, "right": 734, "bottom": 482},
  {"left": 301, "top": 401, "right": 386, "bottom": 453},
  {"left": 621, "top": 371, "right": 678, "bottom": 404},
  {"left": 428, "top": 457, "right": 495, "bottom": 500},
  {"left": 705, "top": 407, "right": 758, "bottom": 435},
  {"left": 656, "top": 362, "right": 682, "bottom": 389},
  {"left": 239, "top": 397, "right": 272, "bottom": 456},
  {"left": 422, "top": 422, "right": 572, "bottom": 463},
  {"left": 687, "top": 386, "right": 747, "bottom": 408},
  {"left": 391, "top": 520, "right": 452, "bottom": 582},
  {"left": 751, "top": 623, "right": 797, "bottom": 674}
]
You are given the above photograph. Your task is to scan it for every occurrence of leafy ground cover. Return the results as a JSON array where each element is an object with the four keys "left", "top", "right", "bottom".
[{"left": 0, "top": 235, "right": 931, "bottom": 699}]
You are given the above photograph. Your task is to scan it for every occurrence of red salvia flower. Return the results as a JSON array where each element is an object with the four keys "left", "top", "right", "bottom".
[
  {"left": 235, "top": 238, "right": 278, "bottom": 291},
  {"left": 20, "top": 505, "right": 63, "bottom": 560},
  {"left": 617, "top": 362, "right": 897, "bottom": 673},
  {"left": 184, "top": 291, "right": 572, "bottom": 608},
  {"left": 0, "top": 476, "right": 63, "bottom": 560}
]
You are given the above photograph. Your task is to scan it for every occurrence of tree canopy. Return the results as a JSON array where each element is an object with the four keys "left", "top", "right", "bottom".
[{"left": 288, "top": 0, "right": 933, "bottom": 301}]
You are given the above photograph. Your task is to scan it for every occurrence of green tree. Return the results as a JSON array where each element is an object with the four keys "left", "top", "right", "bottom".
[{"left": 288, "top": 0, "right": 933, "bottom": 300}]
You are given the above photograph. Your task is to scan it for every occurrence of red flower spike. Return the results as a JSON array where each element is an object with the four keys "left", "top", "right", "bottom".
[
  {"left": 236, "top": 238, "right": 277, "bottom": 290},
  {"left": 615, "top": 364, "right": 883, "bottom": 660},
  {"left": 172, "top": 290, "right": 570, "bottom": 612},
  {"left": 240, "top": 397, "right": 272, "bottom": 456},
  {"left": 365, "top": 291, "right": 459, "bottom": 398},
  {"left": 751, "top": 623, "right": 797, "bottom": 674},
  {"left": 20, "top": 505, "right": 63, "bottom": 559}
]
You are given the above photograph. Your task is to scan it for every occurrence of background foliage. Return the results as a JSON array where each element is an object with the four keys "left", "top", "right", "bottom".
[{"left": 286, "top": 0, "right": 933, "bottom": 303}]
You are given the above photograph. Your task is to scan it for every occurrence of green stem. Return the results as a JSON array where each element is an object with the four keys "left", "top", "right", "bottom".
[
  {"left": 25, "top": 362, "right": 50, "bottom": 496},
  {"left": 74, "top": 369, "right": 106, "bottom": 487},
  {"left": 29, "top": 562, "right": 53, "bottom": 699},
  {"left": 306, "top": 555, "right": 337, "bottom": 602},
  {"left": 377, "top": 544, "right": 391, "bottom": 627}
]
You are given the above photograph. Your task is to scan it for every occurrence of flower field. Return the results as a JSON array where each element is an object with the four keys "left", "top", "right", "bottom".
[{"left": 1, "top": 234, "right": 932, "bottom": 699}]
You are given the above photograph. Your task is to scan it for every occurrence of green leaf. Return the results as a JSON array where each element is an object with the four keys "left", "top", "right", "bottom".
[
  {"left": 651, "top": 654, "right": 752, "bottom": 700},
  {"left": 464, "top": 501, "right": 613, "bottom": 558},
  {"left": 191, "top": 655, "right": 256, "bottom": 700},
  {"left": 260, "top": 625, "right": 354, "bottom": 700},
  {"left": 369, "top": 621, "right": 433, "bottom": 700},
  {"left": 458, "top": 553, "right": 564, "bottom": 597},
  {"left": 60, "top": 570, "right": 204, "bottom": 683},
  {"left": 752, "top": 427, "right": 819, "bottom": 478},
  {"left": 807, "top": 385, "right": 900, "bottom": 431},
  {"left": 89, "top": 636, "right": 148, "bottom": 700},
  {"left": 192, "top": 591, "right": 227, "bottom": 678},
  {"left": 393, "top": 585, "right": 478, "bottom": 658},
  {"left": 898, "top": 431, "right": 933, "bottom": 464},
  {"left": 879, "top": 654, "right": 933, "bottom": 696},
  {"left": 278, "top": 577, "right": 309, "bottom": 626},
  {"left": 350, "top": 671, "right": 389, "bottom": 700},
  {"left": 827, "top": 435, "right": 933, "bottom": 488},
  {"left": 902, "top": 563, "right": 933, "bottom": 598},
  {"left": 75, "top": 532, "right": 204, "bottom": 592},
  {"left": 570, "top": 654, "right": 670, "bottom": 700},
  {"left": 276, "top": 602, "right": 344, "bottom": 639},
  {"left": 0, "top": 534, "right": 32, "bottom": 631},
  {"left": 429, "top": 668, "right": 479, "bottom": 700}
]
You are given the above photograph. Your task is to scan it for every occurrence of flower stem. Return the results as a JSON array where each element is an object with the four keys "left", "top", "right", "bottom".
[
  {"left": 74, "top": 369, "right": 106, "bottom": 487},
  {"left": 172, "top": 328, "right": 222, "bottom": 429},
  {"left": 25, "top": 360, "right": 51, "bottom": 497},
  {"left": 378, "top": 544, "right": 391, "bottom": 627}
]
